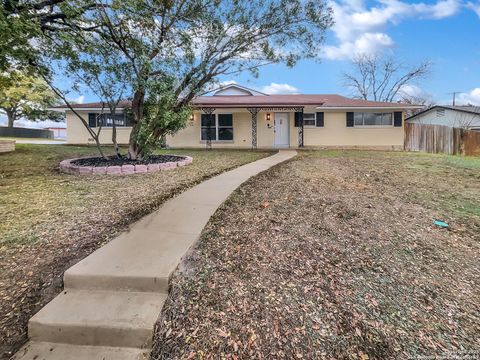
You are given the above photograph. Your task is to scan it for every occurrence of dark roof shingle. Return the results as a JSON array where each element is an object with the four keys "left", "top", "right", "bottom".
[
  {"left": 191, "top": 94, "right": 411, "bottom": 108},
  {"left": 52, "top": 95, "right": 417, "bottom": 110}
]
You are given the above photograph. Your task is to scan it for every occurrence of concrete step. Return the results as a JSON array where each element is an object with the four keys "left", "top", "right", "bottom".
[
  {"left": 28, "top": 290, "right": 166, "bottom": 348},
  {"left": 11, "top": 342, "right": 148, "bottom": 360},
  {"left": 64, "top": 230, "right": 198, "bottom": 293}
]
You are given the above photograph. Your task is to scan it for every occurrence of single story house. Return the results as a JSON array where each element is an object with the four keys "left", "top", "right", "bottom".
[
  {"left": 54, "top": 84, "right": 421, "bottom": 149},
  {"left": 406, "top": 105, "right": 480, "bottom": 131}
]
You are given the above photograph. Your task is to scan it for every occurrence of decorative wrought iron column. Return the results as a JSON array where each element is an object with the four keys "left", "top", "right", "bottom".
[
  {"left": 201, "top": 107, "right": 215, "bottom": 150},
  {"left": 247, "top": 107, "right": 260, "bottom": 149},
  {"left": 295, "top": 107, "right": 304, "bottom": 148}
]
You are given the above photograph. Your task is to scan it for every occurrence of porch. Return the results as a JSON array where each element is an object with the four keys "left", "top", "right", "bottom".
[{"left": 167, "top": 107, "right": 305, "bottom": 149}]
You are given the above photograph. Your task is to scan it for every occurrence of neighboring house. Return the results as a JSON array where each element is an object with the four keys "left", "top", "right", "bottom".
[
  {"left": 52, "top": 84, "right": 420, "bottom": 149},
  {"left": 45, "top": 127, "right": 67, "bottom": 139},
  {"left": 407, "top": 105, "right": 480, "bottom": 131}
]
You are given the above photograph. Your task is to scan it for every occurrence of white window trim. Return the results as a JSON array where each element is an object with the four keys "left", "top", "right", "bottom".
[
  {"left": 303, "top": 112, "right": 317, "bottom": 127},
  {"left": 353, "top": 112, "right": 394, "bottom": 128},
  {"left": 201, "top": 114, "right": 234, "bottom": 142}
]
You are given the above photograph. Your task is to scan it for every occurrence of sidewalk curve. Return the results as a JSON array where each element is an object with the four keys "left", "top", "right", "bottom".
[{"left": 12, "top": 150, "right": 297, "bottom": 360}]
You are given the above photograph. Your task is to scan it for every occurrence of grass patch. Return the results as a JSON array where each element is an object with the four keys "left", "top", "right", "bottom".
[{"left": 0, "top": 144, "right": 272, "bottom": 358}]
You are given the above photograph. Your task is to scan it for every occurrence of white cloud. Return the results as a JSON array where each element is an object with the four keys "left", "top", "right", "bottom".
[
  {"left": 219, "top": 80, "right": 237, "bottom": 87},
  {"left": 324, "top": 0, "right": 462, "bottom": 60},
  {"left": 399, "top": 84, "right": 426, "bottom": 98},
  {"left": 260, "top": 83, "right": 299, "bottom": 94},
  {"left": 203, "top": 80, "right": 237, "bottom": 93},
  {"left": 69, "top": 95, "right": 85, "bottom": 104},
  {"left": 455, "top": 88, "right": 480, "bottom": 105},
  {"left": 413, "top": 0, "right": 461, "bottom": 19},
  {"left": 323, "top": 32, "right": 394, "bottom": 60},
  {"left": 466, "top": 1, "right": 480, "bottom": 17}
]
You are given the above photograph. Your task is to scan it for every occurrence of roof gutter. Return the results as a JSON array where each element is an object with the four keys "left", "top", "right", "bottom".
[
  {"left": 316, "top": 105, "right": 424, "bottom": 110},
  {"left": 192, "top": 104, "right": 317, "bottom": 108},
  {"left": 47, "top": 107, "right": 126, "bottom": 112}
]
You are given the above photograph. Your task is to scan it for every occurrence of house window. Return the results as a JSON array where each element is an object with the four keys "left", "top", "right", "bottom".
[
  {"left": 101, "top": 114, "right": 127, "bottom": 127},
  {"left": 354, "top": 112, "right": 393, "bottom": 126},
  {"left": 303, "top": 113, "right": 316, "bottom": 126},
  {"left": 88, "top": 113, "right": 131, "bottom": 127},
  {"left": 201, "top": 114, "right": 233, "bottom": 141}
]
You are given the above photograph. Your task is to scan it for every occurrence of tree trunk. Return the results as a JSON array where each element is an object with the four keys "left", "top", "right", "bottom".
[
  {"left": 6, "top": 109, "right": 15, "bottom": 127},
  {"left": 128, "top": 88, "right": 145, "bottom": 160},
  {"left": 112, "top": 123, "right": 120, "bottom": 157},
  {"left": 110, "top": 109, "right": 121, "bottom": 158}
]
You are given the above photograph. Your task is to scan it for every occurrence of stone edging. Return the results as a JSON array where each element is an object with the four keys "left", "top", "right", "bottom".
[{"left": 59, "top": 155, "right": 193, "bottom": 175}]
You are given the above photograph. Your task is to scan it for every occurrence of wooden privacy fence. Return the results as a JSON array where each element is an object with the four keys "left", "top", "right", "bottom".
[{"left": 404, "top": 123, "right": 480, "bottom": 156}]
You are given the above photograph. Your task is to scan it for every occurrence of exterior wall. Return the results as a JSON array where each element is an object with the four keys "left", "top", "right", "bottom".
[
  {"left": 66, "top": 108, "right": 405, "bottom": 149},
  {"left": 66, "top": 111, "right": 132, "bottom": 145},
  {"left": 303, "top": 109, "right": 405, "bottom": 149},
  {"left": 167, "top": 110, "right": 252, "bottom": 148},
  {"left": 167, "top": 110, "right": 300, "bottom": 149},
  {"left": 407, "top": 108, "right": 480, "bottom": 129}
]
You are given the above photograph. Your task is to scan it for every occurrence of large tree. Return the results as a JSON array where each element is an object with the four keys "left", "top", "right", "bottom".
[
  {"left": 343, "top": 54, "right": 431, "bottom": 103},
  {"left": 0, "top": 0, "right": 101, "bottom": 70},
  {"left": 0, "top": 69, "right": 62, "bottom": 127},
  {"left": 39, "top": 0, "right": 333, "bottom": 159}
]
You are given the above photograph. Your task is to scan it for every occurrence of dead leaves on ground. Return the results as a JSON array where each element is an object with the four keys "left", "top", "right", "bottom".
[{"left": 152, "top": 152, "right": 480, "bottom": 360}]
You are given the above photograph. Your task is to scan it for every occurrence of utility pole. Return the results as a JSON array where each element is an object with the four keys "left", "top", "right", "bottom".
[{"left": 450, "top": 91, "right": 462, "bottom": 106}]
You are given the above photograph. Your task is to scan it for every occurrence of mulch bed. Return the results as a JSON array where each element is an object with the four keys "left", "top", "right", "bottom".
[
  {"left": 72, "top": 154, "right": 186, "bottom": 167},
  {"left": 152, "top": 151, "right": 480, "bottom": 360}
]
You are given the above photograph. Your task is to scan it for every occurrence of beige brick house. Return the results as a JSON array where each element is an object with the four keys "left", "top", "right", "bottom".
[{"left": 55, "top": 84, "right": 420, "bottom": 150}]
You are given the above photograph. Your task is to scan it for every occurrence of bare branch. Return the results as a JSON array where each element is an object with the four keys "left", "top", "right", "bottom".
[{"left": 343, "top": 54, "right": 431, "bottom": 102}]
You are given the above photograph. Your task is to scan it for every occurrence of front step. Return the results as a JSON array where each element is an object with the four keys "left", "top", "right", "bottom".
[
  {"left": 64, "top": 230, "right": 198, "bottom": 293},
  {"left": 11, "top": 342, "right": 148, "bottom": 360},
  {"left": 28, "top": 290, "right": 166, "bottom": 348}
]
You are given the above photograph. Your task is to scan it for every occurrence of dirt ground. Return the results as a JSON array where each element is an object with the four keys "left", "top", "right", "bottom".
[
  {"left": 152, "top": 150, "right": 480, "bottom": 360},
  {"left": 0, "top": 144, "right": 271, "bottom": 359}
]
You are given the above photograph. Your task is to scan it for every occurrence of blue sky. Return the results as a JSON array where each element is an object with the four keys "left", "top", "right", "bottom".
[
  {"left": 222, "top": 0, "right": 480, "bottom": 105},
  {"left": 55, "top": 0, "right": 480, "bottom": 106},
  {"left": 2, "top": 0, "right": 479, "bottom": 128}
]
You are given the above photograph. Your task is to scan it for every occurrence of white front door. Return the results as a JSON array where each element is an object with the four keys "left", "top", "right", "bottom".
[{"left": 274, "top": 113, "right": 289, "bottom": 147}]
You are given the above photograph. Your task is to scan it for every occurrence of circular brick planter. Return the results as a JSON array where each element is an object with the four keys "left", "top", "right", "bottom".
[{"left": 59, "top": 155, "right": 193, "bottom": 175}]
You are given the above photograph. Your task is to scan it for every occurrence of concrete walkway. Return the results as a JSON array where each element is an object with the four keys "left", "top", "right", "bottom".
[{"left": 13, "top": 150, "right": 296, "bottom": 360}]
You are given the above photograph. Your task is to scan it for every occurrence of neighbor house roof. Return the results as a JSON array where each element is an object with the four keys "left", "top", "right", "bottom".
[{"left": 407, "top": 105, "right": 480, "bottom": 120}]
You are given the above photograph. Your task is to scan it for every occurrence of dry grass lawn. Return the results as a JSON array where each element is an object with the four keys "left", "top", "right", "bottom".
[
  {"left": 0, "top": 144, "right": 272, "bottom": 359},
  {"left": 153, "top": 150, "right": 480, "bottom": 360}
]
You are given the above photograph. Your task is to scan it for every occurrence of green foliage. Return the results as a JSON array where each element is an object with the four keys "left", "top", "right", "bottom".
[
  {"left": 31, "top": 0, "right": 333, "bottom": 158},
  {"left": 0, "top": 1, "right": 40, "bottom": 70},
  {"left": 0, "top": 0, "right": 101, "bottom": 70},
  {"left": 0, "top": 69, "right": 62, "bottom": 126},
  {"left": 135, "top": 80, "right": 192, "bottom": 157}
]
